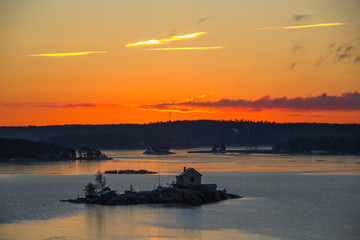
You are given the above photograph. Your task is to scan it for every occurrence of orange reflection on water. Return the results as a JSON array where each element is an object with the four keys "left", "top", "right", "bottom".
[
  {"left": 0, "top": 205, "right": 280, "bottom": 240},
  {"left": 0, "top": 149, "right": 359, "bottom": 175}
]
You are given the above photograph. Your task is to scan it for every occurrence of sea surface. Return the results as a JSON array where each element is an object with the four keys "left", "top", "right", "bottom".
[{"left": 0, "top": 149, "right": 360, "bottom": 240}]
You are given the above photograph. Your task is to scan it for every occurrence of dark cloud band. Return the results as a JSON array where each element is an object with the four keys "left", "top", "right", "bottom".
[{"left": 138, "top": 92, "right": 360, "bottom": 112}]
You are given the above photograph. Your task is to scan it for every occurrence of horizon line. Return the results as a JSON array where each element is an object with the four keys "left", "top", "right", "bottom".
[{"left": 1, "top": 119, "right": 359, "bottom": 127}]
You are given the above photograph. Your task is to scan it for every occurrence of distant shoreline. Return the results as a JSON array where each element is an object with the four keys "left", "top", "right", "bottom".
[
  {"left": 1, "top": 120, "right": 359, "bottom": 150},
  {"left": 187, "top": 149, "right": 360, "bottom": 155}
]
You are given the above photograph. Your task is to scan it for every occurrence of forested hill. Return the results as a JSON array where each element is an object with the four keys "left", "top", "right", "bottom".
[
  {"left": 0, "top": 120, "right": 359, "bottom": 149},
  {"left": 0, "top": 138, "right": 109, "bottom": 161}
]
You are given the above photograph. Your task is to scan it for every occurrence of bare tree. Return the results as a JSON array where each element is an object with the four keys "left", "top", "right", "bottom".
[{"left": 95, "top": 170, "right": 106, "bottom": 191}]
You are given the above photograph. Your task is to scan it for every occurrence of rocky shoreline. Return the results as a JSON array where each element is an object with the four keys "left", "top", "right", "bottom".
[{"left": 62, "top": 185, "right": 242, "bottom": 206}]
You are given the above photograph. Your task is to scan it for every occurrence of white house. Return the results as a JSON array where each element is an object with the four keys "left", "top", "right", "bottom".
[{"left": 175, "top": 167, "right": 202, "bottom": 187}]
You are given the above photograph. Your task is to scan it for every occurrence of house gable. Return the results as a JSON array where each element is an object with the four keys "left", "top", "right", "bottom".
[{"left": 176, "top": 167, "right": 202, "bottom": 186}]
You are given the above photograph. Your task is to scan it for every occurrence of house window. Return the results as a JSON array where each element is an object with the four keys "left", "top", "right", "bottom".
[{"left": 190, "top": 176, "right": 195, "bottom": 183}]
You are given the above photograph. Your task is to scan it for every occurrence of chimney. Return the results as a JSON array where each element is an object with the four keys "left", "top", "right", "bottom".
[{"left": 184, "top": 167, "right": 186, "bottom": 172}]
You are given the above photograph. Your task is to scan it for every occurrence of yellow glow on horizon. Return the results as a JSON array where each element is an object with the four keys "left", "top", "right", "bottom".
[
  {"left": 145, "top": 46, "right": 225, "bottom": 51},
  {"left": 257, "top": 23, "right": 346, "bottom": 30},
  {"left": 126, "top": 32, "right": 207, "bottom": 47},
  {"left": 28, "top": 51, "right": 107, "bottom": 57}
]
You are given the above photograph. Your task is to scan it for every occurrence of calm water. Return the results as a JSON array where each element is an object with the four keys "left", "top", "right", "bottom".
[{"left": 0, "top": 150, "right": 360, "bottom": 240}]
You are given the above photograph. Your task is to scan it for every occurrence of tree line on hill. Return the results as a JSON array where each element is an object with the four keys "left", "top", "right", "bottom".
[
  {"left": 0, "top": 120, "right": 359, "bottom": 149},
  {"left": 0, "top": 138, "right": 109, "bottom": 161}
]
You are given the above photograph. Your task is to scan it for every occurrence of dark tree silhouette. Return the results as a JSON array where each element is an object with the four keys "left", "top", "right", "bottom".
[
  {"left": 0, "top": 138, "right": 108, "bottom": 161},
  {"left": 83, "top": 182, "right": 96, "bottom": 196},
  {"left": 94, "top": 170, "right": 107, "bottom": 191},
  {"left": 1, "top": 120, "right": 359, "bottom": 149}
]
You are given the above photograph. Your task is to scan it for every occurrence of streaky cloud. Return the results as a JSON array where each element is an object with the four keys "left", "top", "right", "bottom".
[
  {"left": 28, "top": 51, "right": 107, "bottom": 57},
  {"left": 284, "top": 23, "right": 346, "bottom": 29},
  {"left": 34, "top": 103, "right": 116, "bottom": 108},
  {"left": 145, "top": 46, "right": 224, "bottom": 51},
  {"left": 256, "top": 26, "right": 278, "bottom": 30},
  {"left": 138, "top": 92, "right": 360, "bottom": 112},
  {"left": 257, "top": 23, "right": 346, "bottom": 30},
  {"left": 126, "top": 32, "right": 207, "bottom": 47},
  {"left": 197, "top": 16, "right": 215, "bottom": 25},
  {"left": 288, "top": 114, "right": 325, "bottom": 117},
  {"left": 138, "top": 106, "right": 212, "bottom": 113}
]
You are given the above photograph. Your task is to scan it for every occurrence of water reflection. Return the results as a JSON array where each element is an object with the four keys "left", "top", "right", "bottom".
[
  {"left": 86, "top": 206, "right": 105, "bottom": 240},
  {"left": 1, "top": 164, "right": 359, "bottom": 239},
  {"left": 0, "top": 206, "right": 281, "bottom": 240},
  {"left": 0, "top": 149, "right": 359, "bottom": 175}
]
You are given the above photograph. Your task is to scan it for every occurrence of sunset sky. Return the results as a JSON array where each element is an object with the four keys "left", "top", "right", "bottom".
[{"left": 1, "top": 0, "right": 359, "bottom": 126}]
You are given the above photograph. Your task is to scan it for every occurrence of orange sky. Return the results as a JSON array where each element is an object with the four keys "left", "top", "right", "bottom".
[{"left": 1, "top": 0, "right": 360, "bottom": 126}]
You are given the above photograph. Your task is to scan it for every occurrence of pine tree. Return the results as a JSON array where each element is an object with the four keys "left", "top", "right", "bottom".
[{"left": 83, "top": 182, "right": 96, "bottom": 196}]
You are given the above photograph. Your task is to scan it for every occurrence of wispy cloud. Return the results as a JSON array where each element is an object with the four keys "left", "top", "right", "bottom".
[
  {"left": 288, "top": 114, "right": 324, "bottom": 117},
  {"left": 126, "top": 32, "right": 207, "bottom": 47},
  {"left": 34, "top": 103, "right": 116, "bottom": 108},
  {"left": 292, "top": 45, "right": 302, "bottom": 52},
  {"left": 27, "top": 51, "right": 107, "bottom": 57},
  {"left": 337, "top": 53, "right": 352, "bottom": 61},
  {"left": 292, "top": 14, "right": 312, "bottom": 21},
  {"left": 354, "top": 55, "right": 360, "bottom": 63},
  {"left": 314, "top": 57, "right": 324, "bottom": 68},
  {"left": 197, "top": 16, "right": 215, "bottom": 25},
  {"left": 138, "top": 92, "right": 360, "bottom": 113},
  {"left": 315, "top": 42, "right": 358, "bottom": 66},
  {"left": 257, "top": 22, "right": 346, "bottom": 30},
  {"left": 335, "top": 44, "right": 354, "bottom": 61},
  {"left": 315, "top": 42, "right": 360, "bottom": 67},
  {"left": 289, "top": 62, "right": 297, "bottom": 70},
  {"left": 145, "top": 46, "right": 224, "bottom": 51},
  {"left": 1, "top": 102, "right": 116, "bottom": 109}
]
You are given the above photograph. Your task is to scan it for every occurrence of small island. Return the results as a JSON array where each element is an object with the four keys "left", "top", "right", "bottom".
[
  {"left": 62, "top": 168, "right": 242, "bottom": 206},
  {"left": 143, "top": 146, "right": 175, "bottom": 155},
  {"left": 104, "top": 169, "right": 158, "bottom": 174},
  {"left": 188, "top": 143, "right": 227, "bottom": 154}
]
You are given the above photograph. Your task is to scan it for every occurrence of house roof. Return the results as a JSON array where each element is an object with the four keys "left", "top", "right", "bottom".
[
  {"left": 95, "top": 190, "right": 117, "bottom": 195},
  {"left": 178, "top": 168, "right": 202, "bottom": 177}
]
